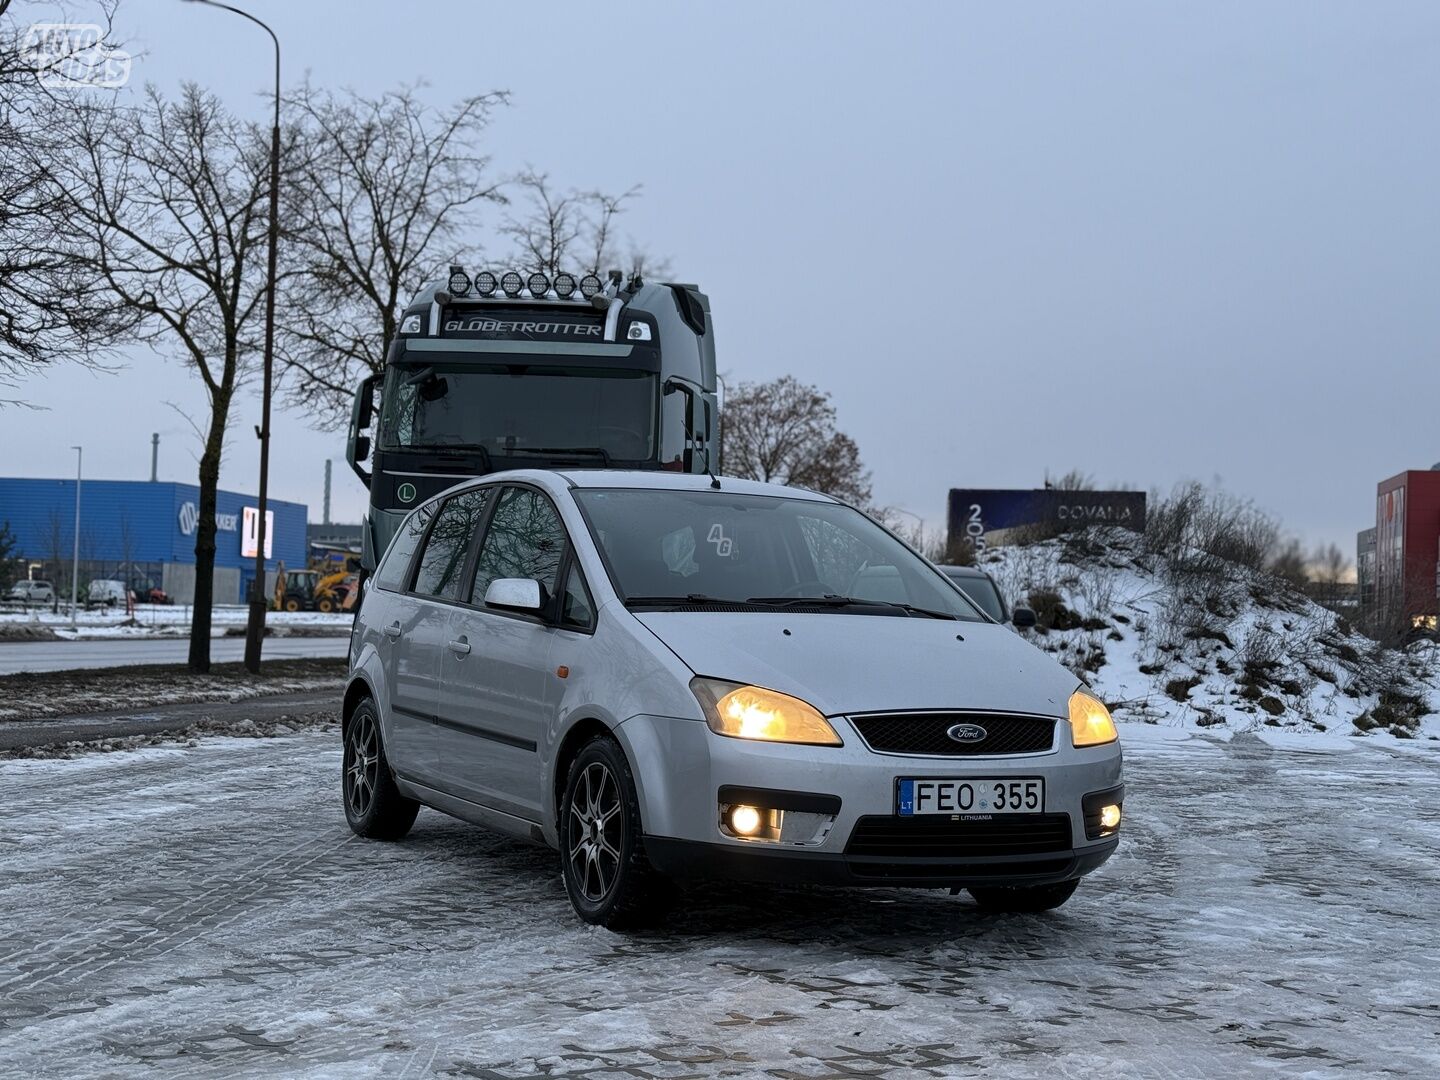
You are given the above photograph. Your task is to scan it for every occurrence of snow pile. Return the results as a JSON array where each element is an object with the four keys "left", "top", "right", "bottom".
[{"left": 979, "top": 528, "right": 1440, "bottom": 740}]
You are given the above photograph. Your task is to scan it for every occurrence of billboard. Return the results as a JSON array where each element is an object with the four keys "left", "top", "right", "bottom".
[
  {"left": 241, "top": 506, "right": 275, "bottom": 560},
  {"left": 948, "top": 489, "right": 1146, "bottom": 554}
]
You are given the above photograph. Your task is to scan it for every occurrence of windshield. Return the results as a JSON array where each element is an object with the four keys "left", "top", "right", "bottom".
[
  {"left": 380, "top": 362, "right": 658, "bottom": 462},
  {"left": 575, "top": 489, "right": 985, "bottom": 621},
  {"left": 942, "top": 569, "right": 1005, "bottom": 621}
]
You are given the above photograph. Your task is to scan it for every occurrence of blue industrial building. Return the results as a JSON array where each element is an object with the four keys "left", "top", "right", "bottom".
[{"left": 0, "top": 477, "right": 307, "bottom": 604}]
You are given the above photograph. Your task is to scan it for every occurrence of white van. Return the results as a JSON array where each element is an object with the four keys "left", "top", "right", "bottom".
[{"left": 87, "top": 579, "right": 129, "bottom": 607}]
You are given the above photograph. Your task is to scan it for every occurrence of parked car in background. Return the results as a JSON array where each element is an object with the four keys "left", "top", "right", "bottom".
[
  {"left": 6, "top": 579, "right": 55, "bottom": 604},
  {"left": 939, "top": 565, "right": 1034, "bottom": 627},
  {"left": 343, "top": 470, "right": 1122, "bottom": 928},
  {"left": 86, "top": 579, "right": 129, "bottom": 607},
  {"left": 129, "top": 579, "right": 171, "bottom": 605}
]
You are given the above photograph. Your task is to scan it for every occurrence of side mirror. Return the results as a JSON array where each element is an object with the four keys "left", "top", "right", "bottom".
[
  {"left": 347, "top": 374, "right": 377, "bottom": 486},
  {"left": 484, "top": 577, "right": 544, "bottom": 612},
  {"left": 1011, "top": 606, "right": 1037, "bottom": 629}
]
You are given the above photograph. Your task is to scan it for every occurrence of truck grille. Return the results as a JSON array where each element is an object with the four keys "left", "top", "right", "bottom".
[
  {"left": 849, "top": 712, "right": 1057, "bottom": 756},
  {"left": 845, "top": 813, "right": 1073, "bottom": 859}
]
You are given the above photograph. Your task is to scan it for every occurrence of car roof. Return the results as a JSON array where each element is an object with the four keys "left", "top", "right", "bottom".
[
  {"left": 939, "top": 564, "right": 995, "bottom": 580},
  {"left": 449, "top": 468, "right": 840, "bottom": 503}
]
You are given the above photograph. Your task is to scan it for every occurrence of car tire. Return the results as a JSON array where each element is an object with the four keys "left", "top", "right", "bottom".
[
  {"left": 969, "top": 879, "right": 1079, "bottom": 913},
  {"left": 342, "top": 698, "right": 419, "bottom": 840},
  {"left": 560, "top": 735, "right": 671, "bottom": 929}
]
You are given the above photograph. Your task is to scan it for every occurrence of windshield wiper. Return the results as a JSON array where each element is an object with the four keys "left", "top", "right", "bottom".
[
  {"left": 624, "top": 593, "right": 740, "bottom": 608},
  {"left": 745, "top": 595, "right": 958, "bottom": 621},
  {"left": 526, "top": 446, "right": 612, "bottom": 465}
]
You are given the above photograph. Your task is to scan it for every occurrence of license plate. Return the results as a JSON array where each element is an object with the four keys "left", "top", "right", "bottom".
[{"left": 897, "top": 778, "right": 1045, "bottom": 816}]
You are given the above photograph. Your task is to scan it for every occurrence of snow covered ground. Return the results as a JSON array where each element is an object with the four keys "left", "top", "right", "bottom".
[
  {"left": 982, "top": 530, "right": 1440, "bottom": 742},
  {"left": 0, "top": 605, "right": 353, "bottom": 640},
  {"left": 1, "top": 724, "right": 1437, "bottom": 1078}
]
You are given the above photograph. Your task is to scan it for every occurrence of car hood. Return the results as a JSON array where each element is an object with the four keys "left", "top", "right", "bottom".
[{"left": 633, "top": 612, "right": 1076, "bottom": 717}]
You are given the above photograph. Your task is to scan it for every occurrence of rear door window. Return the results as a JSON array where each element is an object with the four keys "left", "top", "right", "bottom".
[{"left": 374, "top": 502, "right": 436, "bottom": 593}]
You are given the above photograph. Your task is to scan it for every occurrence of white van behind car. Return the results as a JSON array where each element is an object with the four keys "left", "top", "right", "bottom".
[{"left": 87, "top": 579, "right": 129, "bottom": 607}]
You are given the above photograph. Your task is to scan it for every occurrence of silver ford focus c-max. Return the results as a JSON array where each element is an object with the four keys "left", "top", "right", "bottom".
[{"left": 343, "top": 470, "right": 1124, "bottom": 927}]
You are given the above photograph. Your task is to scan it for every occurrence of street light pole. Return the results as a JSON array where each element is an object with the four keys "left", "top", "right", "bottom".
[
  {"left": 183, "top": 0, "right": 280, "bottom": 675},
  {"left": 70, "top": 445, "right": 82, "bottom": 630}
]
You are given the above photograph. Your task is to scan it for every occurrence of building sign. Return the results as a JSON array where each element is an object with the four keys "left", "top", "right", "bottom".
[
  {"left": 947, "top": 489, "right": 1147, "bottom": 554},
  {"left": 177, "top": 501, "right": 239, "bottom": 537},
  {"left": 241, "top": 506, "right": 275, "bottom": 560}
]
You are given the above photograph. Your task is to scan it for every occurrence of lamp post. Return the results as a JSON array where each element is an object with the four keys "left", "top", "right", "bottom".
[
  {"left": 182, "top": 0, "right": 280, "bottom": 674},
  {"left": 70, "top": 445, "right": 81, "bottom": 629}
]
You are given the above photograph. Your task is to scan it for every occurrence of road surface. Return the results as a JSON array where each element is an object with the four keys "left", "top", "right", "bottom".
[
  {"left": 0, "top": 724, "right": 1437, "bottom": 1077},
  {"left": 0, "top": 635, "right": 350, "bottom": 675}
]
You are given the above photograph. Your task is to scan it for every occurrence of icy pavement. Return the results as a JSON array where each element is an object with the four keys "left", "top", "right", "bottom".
[{"left": 1, "top": 725, "right": 1437, "bottom": 1078}]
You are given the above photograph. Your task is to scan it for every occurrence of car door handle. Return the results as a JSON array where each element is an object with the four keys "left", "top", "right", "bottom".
[
  {"left": 383, "top": 623, "right": 402, "bottom": 639},
  {"left": 447, "top": 638, "right": 471, "bottom": 656}
]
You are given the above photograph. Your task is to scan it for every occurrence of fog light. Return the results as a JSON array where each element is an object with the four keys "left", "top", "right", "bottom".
[
  {"left": 729, "top": 805, "right": 762, "bottom": 836},
  {"left": 1100, "top": 804, "right": 1121, "bottom": 829}
]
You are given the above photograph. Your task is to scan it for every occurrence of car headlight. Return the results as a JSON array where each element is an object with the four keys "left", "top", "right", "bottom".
[
  {"left": 1069, "top": 688, "right": 1118, "bottom": 747},
  {"left": 691, "top": 678, "right": 843, "bottom": 746}
]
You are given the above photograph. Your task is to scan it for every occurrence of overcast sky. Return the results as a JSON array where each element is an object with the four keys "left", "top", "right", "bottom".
[{"left": 4, "top": 0, "right": 1439, "bottom": 556}]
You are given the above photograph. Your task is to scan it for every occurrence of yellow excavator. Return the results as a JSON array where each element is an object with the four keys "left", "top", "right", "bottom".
[{"left": 272, "top": 565, "right": 357, "bottom": 613}]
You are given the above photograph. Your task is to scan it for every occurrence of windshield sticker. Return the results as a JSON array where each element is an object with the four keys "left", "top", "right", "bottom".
[{"left": 707, "top": 523, "right": 734, "bottom": 558}]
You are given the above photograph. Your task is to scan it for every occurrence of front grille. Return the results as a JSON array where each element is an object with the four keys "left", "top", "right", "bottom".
[
  {"left": 845, "top": 813, "right": 1073, "bottom": 859},
  {"left": 849, "top": 712, "right": 1056, "bottom": 756}
]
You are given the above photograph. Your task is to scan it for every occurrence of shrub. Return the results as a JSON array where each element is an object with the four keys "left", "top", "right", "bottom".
[{"left": 1165, "top": 676, "right": 1201, "bottom": 702}]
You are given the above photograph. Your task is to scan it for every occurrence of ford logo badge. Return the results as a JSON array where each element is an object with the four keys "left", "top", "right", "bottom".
[{"left": 946, "top": 723, "right": 988, "bottom": 743}]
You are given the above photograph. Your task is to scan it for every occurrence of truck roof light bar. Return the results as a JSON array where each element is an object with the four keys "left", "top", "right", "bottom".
[
  {"left": 500, "top": 271, "right": 523, "bottom": 298},
  {"left": 527, "top": 271, "right": 550, "bottom": 298},
  {"left": 579, "top": 273, "right": 602, "bottom": 298},
  {"left": 554, "top": 272, "right": 577, "bottom": 298},
  {"left": 447, "top": 266, "right": 471, "bottom": 297},
  {"left": 475, "top": 271, "right": 498, "bottom": 297}
]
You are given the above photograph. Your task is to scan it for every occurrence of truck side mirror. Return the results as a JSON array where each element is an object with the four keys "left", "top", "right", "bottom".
[
  {"left": 347, "top": 373, "right": 377, "bottom": 487},
  {"left": 1011, "top": 606, "right": 1038, "bottom": 629}
]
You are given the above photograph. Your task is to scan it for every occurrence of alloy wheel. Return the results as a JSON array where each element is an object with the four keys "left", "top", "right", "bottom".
[
  {"left": 567, "top": 761, "right": 623, "bottom": 903},
  {"left": 345, "top": 711, "right": 380, "bottom": 819}
]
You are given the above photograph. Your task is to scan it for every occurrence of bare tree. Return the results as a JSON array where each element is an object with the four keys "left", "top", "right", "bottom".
[
  {"left": 720, "top": 375, "right": 872, "bottom": 506},
  {"left": 1311, "top": 542, "right": 1350, "bottom": 587},
  {"left": 0, "top": 2, "right": 134, "bottom": 396},
  {"left": 44, "top": 84, "right": 277, "bottom": 671},
  {"left": 276, "top": 83, "right": 509, "bottom": 422},
  {"left": 499, "top": 170, "right": 661, "bottom": 278}
]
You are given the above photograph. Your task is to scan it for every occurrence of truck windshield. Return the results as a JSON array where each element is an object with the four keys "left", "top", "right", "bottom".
[{"left": 380, "top": 362, "right": 658, "bottom": 462}]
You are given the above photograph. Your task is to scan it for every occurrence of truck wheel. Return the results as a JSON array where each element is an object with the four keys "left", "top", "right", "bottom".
[
  {"left": 560, "top": 735, "right": 671, "bottom": 929},
  {"left": 317, "top": 597, "right": 335, "bottom": 613},
  {"left": 342, "top": 699, "right": 419, "bottom": 840},
  {"left": 284, "top": 597, "right": 302, "bottom": 612},
  {"left": 969, "top": 879, "right": 1079, "bottom": 913}
]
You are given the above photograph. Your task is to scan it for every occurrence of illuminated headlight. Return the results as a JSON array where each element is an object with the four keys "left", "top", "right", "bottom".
[
  {"left": 475, "top": 271, "right": 498, "bottom": 297},
  {"left": 500, "top": 271, "right": 523, "bottom": 298},
  {"left": 399, "top": 314, "right": 423, "bottom": 334},
  {"left": 626, "top": 322, "right": 652, "bottom": 342},
  {"left": 447, "top": 266, "right": 470, "bottom": 296},
  {"left": 691, "top": 678, "right": 842, "bottom": 746},
  {"left": 1069, "top": 688, "right": 1119, "bottom": 747},
  {"left": 527, "top": 271, "right": 550, "bottom": 297},
  {"left": 553, "top": 272, "right": 577, "bottom": 298},
  {"left": 579, "top": 273, "right": 603, "bottom": 298}
]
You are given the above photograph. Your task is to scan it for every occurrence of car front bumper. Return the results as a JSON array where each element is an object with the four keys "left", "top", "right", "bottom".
[{"left": 615, "top": 712, "right": 1124, "bottom": 889}]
